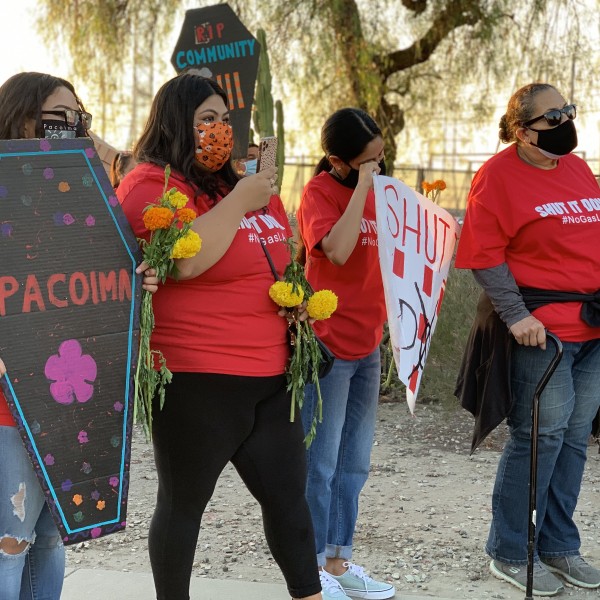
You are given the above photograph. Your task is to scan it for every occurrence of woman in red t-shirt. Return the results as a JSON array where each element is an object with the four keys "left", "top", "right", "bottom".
[
  {"left": 296, "top": 109, "right": 395, "bottom": 600},
  {"left": 455, "top": 83, "right": 600, "bottom": 596},
  {"left": 0, "top": 71, "right": 158, "bottom": 600},
  {"left": 117, "top": 72, "right": 324, "bottom": 600}
]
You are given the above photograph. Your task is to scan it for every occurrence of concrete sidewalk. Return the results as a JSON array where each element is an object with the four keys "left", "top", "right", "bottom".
[{"left": 62, "top": 568, "right": 456, "bottom": 599}]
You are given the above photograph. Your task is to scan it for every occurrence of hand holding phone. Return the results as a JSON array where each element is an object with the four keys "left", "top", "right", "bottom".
[{"left": 257, "top": 136, "right": 278, "bottom": 180}]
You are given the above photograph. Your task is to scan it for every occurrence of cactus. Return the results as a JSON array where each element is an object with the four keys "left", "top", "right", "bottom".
[{"left": 253, "top": 28, "right": 284, "bottom": 183}]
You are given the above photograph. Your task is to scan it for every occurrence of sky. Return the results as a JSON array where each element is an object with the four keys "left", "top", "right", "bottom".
[{"left": 1, "top": 0, "right": 599, "bottom": 170}]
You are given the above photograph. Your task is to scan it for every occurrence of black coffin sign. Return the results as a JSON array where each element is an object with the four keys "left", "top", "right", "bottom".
[
  {"left": 171, "top": 3, "right": 260, "bottom": 158},
  {"left": 0, "top": 137, "right": 142, "bottom": 544}
]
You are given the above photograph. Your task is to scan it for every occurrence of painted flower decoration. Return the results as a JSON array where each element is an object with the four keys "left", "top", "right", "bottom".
[
  {"left": 171, "top": 230, "right": 202, "bottom": 259},
  {"left": 307, "top": 289, "right": 338, "bottom": 320},
  {"left": 44, "top": 339, "right": 97, "bottom": 405},
  {"left": 269, "top": 281, "right": 305, "bottom": 307}
]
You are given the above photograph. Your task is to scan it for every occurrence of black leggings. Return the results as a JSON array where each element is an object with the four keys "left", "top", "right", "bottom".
[{"left": 148, "top": 373, "right": 321, "bottom": 600}]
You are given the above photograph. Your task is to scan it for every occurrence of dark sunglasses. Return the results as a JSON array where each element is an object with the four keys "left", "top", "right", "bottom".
[
  {"left": 43, "top": 109, "right": 93, "bottom": 129},
  {"left": 522, "top": 104, "right": 576, "bottom": 129}
]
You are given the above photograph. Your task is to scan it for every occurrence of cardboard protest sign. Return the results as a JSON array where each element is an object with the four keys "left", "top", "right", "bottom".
[
  {"left": 374, "top": 175, "right": 459, "bottom": 412},
  {"left": 0, "top": 137, "right": 142, "bottom": 544},
  {"left": 171, "top": 3, "right": 260, "bottom": 158}
]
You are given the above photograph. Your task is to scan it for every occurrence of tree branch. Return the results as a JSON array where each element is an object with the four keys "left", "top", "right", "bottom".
[{"left": 375, "top": 0, "right": 484, "bottom": 79}]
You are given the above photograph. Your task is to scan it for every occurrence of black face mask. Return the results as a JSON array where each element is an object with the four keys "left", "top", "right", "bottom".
[
  {"left": 530, "top": 119, "right": 577, "bottom": 159},
  {"left": 335, "top": 158, "right": 387, "bottom": 189},
  {"left": 42, "top": 119, "right": 86, "bottom": 139}
]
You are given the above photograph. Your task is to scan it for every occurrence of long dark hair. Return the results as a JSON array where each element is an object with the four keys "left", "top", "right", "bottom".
[
  {"left": 0, "top": 72, "right": 85, "bottom": 140},
  {"left": 134, "top": 72, "right": 240, "bottom": 201},
  {"left": 314, "top": 107, "right": 382, "bottom": 176}
]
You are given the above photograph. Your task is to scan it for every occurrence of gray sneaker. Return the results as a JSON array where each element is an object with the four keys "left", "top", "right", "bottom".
[
  {"left": 541, "top": 555, "right": 600, "bottom": 589},
  {"left": 490, "top": 560, "right": 564, "bottom": 596}
]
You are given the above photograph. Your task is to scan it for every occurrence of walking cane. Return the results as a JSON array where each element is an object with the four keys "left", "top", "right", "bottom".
[{"left": 525, "top": 331, "right": 563, "bottom": 600}]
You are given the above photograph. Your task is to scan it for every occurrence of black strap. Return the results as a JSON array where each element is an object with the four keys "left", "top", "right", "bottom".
[
  {"left": 261, "top": 240, "right": 280, "bottom": 282},
  {"left": 520, "top": 286, "right": 600, "bottom": 327}
]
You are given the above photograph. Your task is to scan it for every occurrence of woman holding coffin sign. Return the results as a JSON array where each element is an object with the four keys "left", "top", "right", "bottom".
[
  {"left": 455, "top": 83, "right": 600, "bottom": 596},
  {"left": 295, "top": 108, "right": 396, "bottom": 600},
  {"left": 117, "top": 71, "right": 326, "bottom": 600},
  {"left": 0, "top": 72, "right": 158, "bottom": 600}
]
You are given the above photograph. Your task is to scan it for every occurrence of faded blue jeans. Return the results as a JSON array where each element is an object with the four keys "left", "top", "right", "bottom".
[
  {"left": 0, "top": 426, "right": 65, "bottom": 600},
  {"left": 486, "top": 339, "right": 600, "bottom": 564},
  {"left": 301, "top": 348, "right": 381, "bottom": 566}
]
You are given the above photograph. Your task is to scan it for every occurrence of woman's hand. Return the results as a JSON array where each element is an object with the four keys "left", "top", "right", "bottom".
[
  {"left": 0, "top": 358, "right": 6, "bottom": 377},
  {"left": 136, "top": 261, "right": 159, "bottom": 294},
  {"left": 233, "top": 167, "right": 278, "bottom": 213},
  {"left": 356, "top": 160, "right": 381, "bottom": 190},
  {"left": 277, "top": 302, "right": 315, "bottom": 325},
  {"left": 509, "top": 315, "right": 546, "bottom": 350}
]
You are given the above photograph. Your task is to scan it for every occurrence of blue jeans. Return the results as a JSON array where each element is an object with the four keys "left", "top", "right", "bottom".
[
  {"left": 301, "top": 348, "right": 381, "bottom": 566},
  {"left": 0, "top": 426, "right": 65, "bottom": 600},
  {"left": 486, "top": 339, "right": 600, "bottom": 564}
]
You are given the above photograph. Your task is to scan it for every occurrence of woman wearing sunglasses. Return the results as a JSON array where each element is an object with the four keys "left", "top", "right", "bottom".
[
  {"left": 0, "top": 71, "right": 158, "bottom": 600},
  {"left": 455, "top": 83, "right": 600, "bottom": 596}
]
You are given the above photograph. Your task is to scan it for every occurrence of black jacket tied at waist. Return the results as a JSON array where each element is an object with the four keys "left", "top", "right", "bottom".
[
  {"left": 519, "top": 286, "right": 600, "bottom": 328},
  {"left": 456, "top": 291, "right": 600, "bottom": 453}
]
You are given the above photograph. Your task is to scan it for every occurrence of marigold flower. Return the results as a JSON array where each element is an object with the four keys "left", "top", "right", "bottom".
[
  {"left": 307, "top": 289, "right": 338, "bottom": 320},
  {"left": 269, "top": 281, "right": 305, "bottom": 307},
  {"left": 171, "top": 230, "right": 202, "bottom": 259},
  {"left": 167, "top": 190, "right": 189, "bottom": 209},
  {"left": 422, "top": 181, "right": 432, "bottom": 194},
  {"left": 433, "top": 179, "right": 447, "bottom": 191},
  {"left": 176, "top": 208, "right": 197, "bottom": 223},
  {"left": 143, "top": 206, "right": 173, "bottom": 231}
]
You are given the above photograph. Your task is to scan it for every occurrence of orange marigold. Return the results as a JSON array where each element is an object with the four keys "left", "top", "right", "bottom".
[
  {"left": 433, "top": 179, "right": 447, "bottom": 191},
  {"left": 143, "top": 206, "right": 173, "bottom": 231},
  {"left": 176, "top": 208, "right": 197, "bottom": 224},
  {"left": 422, "top": 181, "right": 433, "bottom": 193}
]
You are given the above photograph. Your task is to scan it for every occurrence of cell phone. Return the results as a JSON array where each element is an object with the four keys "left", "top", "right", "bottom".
[{"left": 257, "top": 136, "right": 278, "bottom": 176}]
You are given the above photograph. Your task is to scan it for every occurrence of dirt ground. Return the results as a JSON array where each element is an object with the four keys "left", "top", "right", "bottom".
[{"left": 66, "top": 399, "right": 600, "bottom": 599}]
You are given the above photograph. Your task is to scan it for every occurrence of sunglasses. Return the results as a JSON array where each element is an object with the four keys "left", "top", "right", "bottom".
[
  {"left": 43, "top": 109, "right": 93, "bottom": 129},
  {"left": 522, "top": 104, "right": 576, "bottom": 129}
]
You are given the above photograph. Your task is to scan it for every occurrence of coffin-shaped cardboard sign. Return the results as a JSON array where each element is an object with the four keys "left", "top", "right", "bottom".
[{"left": 0, "top": 137, "right": 141, "bottom": 544}]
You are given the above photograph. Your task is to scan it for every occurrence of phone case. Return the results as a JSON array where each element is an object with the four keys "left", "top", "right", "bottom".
[{"left": 258, "top": 136, "right": 278, "bottom": 174}]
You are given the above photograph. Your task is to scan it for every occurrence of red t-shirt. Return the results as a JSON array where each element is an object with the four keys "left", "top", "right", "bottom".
[
  {"left": 0, "top": 388, "right": 15, "bottom": 427},
  {"left": 117, "top": 163, "right": 293, "bottom": 376},
  {"left": 456, "top": 145, "right": 600, "bottom": 341},
  {"left": 297, "top": 171, "right": 386, "bottom": 360}
]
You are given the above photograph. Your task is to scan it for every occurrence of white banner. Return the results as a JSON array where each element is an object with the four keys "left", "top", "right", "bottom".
[{"left": 374, "top": 175, "right": 459, "bottom": 411}]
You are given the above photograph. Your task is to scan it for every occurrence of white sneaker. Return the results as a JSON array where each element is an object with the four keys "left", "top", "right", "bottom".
[
  {"left": 330, "top": 562, "right": 396, "bottom": 599},
  {"left": 320, "top": 569, "right": 352, "bottom": 599}
]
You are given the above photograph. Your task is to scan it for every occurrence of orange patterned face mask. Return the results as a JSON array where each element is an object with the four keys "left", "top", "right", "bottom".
[{"left": 195, "top": 121, "right": 233, "bottom": 171}]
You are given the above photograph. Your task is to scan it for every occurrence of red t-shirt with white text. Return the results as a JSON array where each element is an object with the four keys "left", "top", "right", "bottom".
[
  {"left": 118, "top": 163, "right": 292, "bottom": 375},
  {"left": 455, "top": 145, "right": 600, "bottom": 341},
  {"left": 297, "top": 171, "right": 386, "bottom": 360}
]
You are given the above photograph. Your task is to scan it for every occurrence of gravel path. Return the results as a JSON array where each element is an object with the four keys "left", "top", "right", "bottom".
[{"left": 67, "top": 400, "right": 600, "bottom": 599}]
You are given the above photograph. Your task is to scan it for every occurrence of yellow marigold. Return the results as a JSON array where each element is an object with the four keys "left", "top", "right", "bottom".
[
  {"left": 143, "top": 206, "right": 173, "bottom": 231},
  {"left": 433, "top": 179, "right": 447, "bottom": 191},
  {"left": 171, "top": 230, "right": 202, "bottom": 259},
  {"left": 307, "top": 289, "right": 338, "bottom": 320},
  {"left": 176, "top": 208, "right": 197, "bottom": 223},
  {"left": 167, "top": 190, "right": 189, "bottom": 209},
  {"left": 269, "top": 281, "right": 304, "bottom": 307}
]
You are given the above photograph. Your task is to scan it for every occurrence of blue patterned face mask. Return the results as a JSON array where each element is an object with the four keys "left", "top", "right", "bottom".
[{"left": 243, "top": 158, "right": 258, "bottom": 175}]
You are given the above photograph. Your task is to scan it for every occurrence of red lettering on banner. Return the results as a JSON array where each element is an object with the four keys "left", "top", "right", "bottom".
[
  {"left": 408, "top": 368, "right": 419, "bottom": 393},
  {"left": 89, "top": 271, "right": 99, "bottom": 305},
  {"left": 417, "top": 313, "right": 427, "bottom": 342},
  {"left": 0, "top": 276, "right": 19, "bottom": 316},
  {"left": 423, "top": 265, "right": 433, "bottom": 297},
  {"left": 23, "top": 274, "right": 46, "bottom": 313},
  {"left": 118, "top": 269, "right": 132, "bottom": 302},
  {"left": 99, "top": 271, "right": 118, "bottom": 301},
  {"left": 436, "top": 283, "right": 446, "bottom": 315},
  {"left": 69, "top": 272, "right": 90, "bottom": 306},
  {"left": 392, "top": 249, "right": 405, "bottom": 278},
  {"left": 47, "top": 274, "right": 68, "bottom": 308},
  {"left": 402, "top": 197, "right": 421, "bottom": 251}
]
